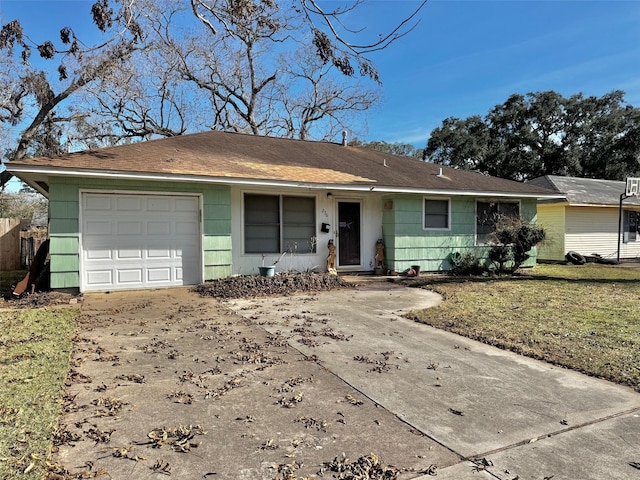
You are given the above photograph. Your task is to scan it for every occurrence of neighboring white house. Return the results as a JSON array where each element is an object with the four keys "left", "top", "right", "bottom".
[{"left": 530, "top": 175, "right": 640, "bottom": 262}]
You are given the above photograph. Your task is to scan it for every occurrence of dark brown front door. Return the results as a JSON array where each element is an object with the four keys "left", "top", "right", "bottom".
[{"left": 337, "top": 201, "right": 361, "bottom": 267}]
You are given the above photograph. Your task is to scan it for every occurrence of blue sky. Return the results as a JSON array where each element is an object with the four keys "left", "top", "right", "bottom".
[
  {"left": 363, "top": 0, "right": 640, "bottom": 147},
  {"left": 1, "top": 0, "right": 639, "bottom": 152}
]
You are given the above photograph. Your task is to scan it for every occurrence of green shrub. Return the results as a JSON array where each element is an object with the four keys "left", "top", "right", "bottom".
[
  {"left": 488, "top": 217, "right": 546, "bottom": 273},
  {"left": 449, "top": 251, "right": 484, "bottom": 276}
]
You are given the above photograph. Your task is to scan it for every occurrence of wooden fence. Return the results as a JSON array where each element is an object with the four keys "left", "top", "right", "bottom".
[
  {"left": 0, "top": 218, "right": 20, "bottom": 270},
  {"left": 21, "top": 234, "right": 49, "bottom": 269},
  {"left": 0, "top": 219, "right": 49, "bottom": 271}
]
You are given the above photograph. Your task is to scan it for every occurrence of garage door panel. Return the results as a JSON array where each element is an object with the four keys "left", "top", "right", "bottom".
[
  {"left": 86, "top": 248, "right": 113, "bottom": 260},
  {"left": 82, "top": 193, "right": 201, "bottom": 292},
  {"left": 85, "top": 195, "right": 112, "bottom": 211},
  {"left": 117, "top": 197, "right": 142, "bottom": 211},
  {"left": 175, "top": 198, "right": 199, "bottom": 211},
  {"left": 118, "top": 269, "right": 143, "bottom": 284},
  {"left": 86, "top": 270, "right": 113, "bottom": 286},
  {"left": 147, "top": 198, "right": 171, "bottom": 212},
  {"left": 147, "top": 248, "right": 172, "bottom": 259},
  {"left": 147, "top": 268, "right": 172, "bottom": 283},
  {"left": 117, "top": 221, "right": 142, "bottom": 234},
  {"left": 176, "top": 220, "right": 199, "bottom": 235},
  {"left": 86, "top": 220, "right": 112, "bottom": 235},
  {"left": 147, "top": 221, "right": 172, "bottom": 235},
  {"left": 116, "top": 248, "right": 143, "bottom": 260}
]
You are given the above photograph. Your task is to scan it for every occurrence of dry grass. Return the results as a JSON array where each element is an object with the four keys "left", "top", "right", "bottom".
[
  {"left": 0, "top": 307, "right": 77, "bottom": 479},
  {"left": 407, "top": 264, "right": 640, "bottom": 390}
]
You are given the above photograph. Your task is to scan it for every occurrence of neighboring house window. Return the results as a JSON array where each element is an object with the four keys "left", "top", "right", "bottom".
[
  {"left": 244, "top": 194, "right": 316, "bottom": 254},
  {"left": 424, "top": 198, "right": 450, "bottom": 229},
  {"left": 476, "top": 200, "right": 520, "bottom": 244},
  {"left": 623, "top": 210, "right": 640, "bottom": 243}
]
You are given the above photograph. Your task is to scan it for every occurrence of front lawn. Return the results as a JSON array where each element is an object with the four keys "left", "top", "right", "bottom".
[
  {"left": 0, "top": 307, "right": 77, "bottom": 479},
  {"left": 408, "top": 264, "right": 640, "bottom": 390}
]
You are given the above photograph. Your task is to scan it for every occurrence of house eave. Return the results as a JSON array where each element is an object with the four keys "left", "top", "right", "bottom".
[
  {"left": 7, "top": 165, "right": 563, "bottom": 199},
  {"left": 567, "top": 202, "right": 640, "bottom": 209}
]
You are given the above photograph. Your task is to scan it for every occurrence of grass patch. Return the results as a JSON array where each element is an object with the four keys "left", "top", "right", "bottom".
[
  {"left": 0, "top": 307, "right": 77, "bottom": 479},
  {"left": 408, "top": 264, "right": 640, "bottom": 390}
]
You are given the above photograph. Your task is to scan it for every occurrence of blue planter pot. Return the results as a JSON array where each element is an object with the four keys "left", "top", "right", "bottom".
[{"left": 259, "top": 266, "right": 275, "bottom": 277}]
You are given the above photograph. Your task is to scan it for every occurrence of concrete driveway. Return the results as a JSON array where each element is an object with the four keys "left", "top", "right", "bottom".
[
  {"left": 55, "top": 281, "right": 640, "bottom": 480},
  {"left": 225, "top": 281, "right": 640, "bottom": 480}
]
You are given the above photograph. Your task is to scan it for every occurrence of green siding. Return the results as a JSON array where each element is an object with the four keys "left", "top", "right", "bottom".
[
  {"left": 50, "top": 253, "right": 79, "bottom": 272},
  {"left": 382, "top": 194, "right": 540, "bottom": 272},
  {"left": 50, "top": 271, "right": 80, "bottom": 289},
  {"left": 205, "top": 265, "right": 232, "bottom": 279},
  {"left": 204, "top": 219, "right": 232, "bottom": 235},
  {"left": 49, "top": 219, "right": 78, "bottom": 235},
  {"left": 203, "top": 235, "right": 233, "bottom": 250},
  {"left": 204, "top": 250, "right": 233, "bottom": 265},
  {"left": 49, "top": 236, "right": 79, "bottom": 255},
  {"left": 47, "top": 176, "right": 232, "bottom": 289}
]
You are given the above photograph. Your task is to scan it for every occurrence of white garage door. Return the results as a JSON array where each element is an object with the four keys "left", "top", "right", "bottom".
[{"left": 81, "top": 192, "right": 201, "bottom": 292}]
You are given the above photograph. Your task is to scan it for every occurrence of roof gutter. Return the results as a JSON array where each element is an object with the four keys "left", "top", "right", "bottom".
[{"left": 7, "top": 165, "right": 565, "bottom": 200}]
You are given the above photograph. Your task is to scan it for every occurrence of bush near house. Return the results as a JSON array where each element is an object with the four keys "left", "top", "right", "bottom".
[
  {"left": 450, "top": 217, "right": 546, "bottom": 275},
  {"left": 487, "top": 217, "right": 546, "bottom": 273}
]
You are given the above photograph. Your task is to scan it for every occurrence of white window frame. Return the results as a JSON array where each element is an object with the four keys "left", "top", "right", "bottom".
[
  {"left": 475, "top": 199, "right": 521, "bottom": 245},
  {"left": 623, "top": 210, "right": 640, "bottom": 243},
  {"left": 423, "top": 197, "right": 451, "bottom": 231}
]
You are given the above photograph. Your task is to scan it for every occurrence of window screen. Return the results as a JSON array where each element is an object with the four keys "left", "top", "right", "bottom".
[
  {"left": 424, "top": 198, "right": 449, "bottom": 229},
  {"left": 476, "top": 201, "right": 520, "bottom": 244},
  {"left": 244, "top": 194, "right": 316, "bottom": 253}
]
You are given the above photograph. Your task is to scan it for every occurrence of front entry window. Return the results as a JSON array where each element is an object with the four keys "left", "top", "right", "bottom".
[{"left": 244, "top": 194, "right": 316, "bottom": 253}]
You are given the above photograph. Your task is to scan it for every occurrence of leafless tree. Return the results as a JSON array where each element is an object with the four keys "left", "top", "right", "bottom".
[
  {"left": 191, "top": 0, "right": 426, "bottom": 82},
  {"left": 0, "top": 0, "right": 426, "bottom": 171},
  {"left": 272, "top": 46, "right": 379, "bottom": 140},
  {"left": 123, "top": 0, "right": 388, "bottom": 139},
  {"left": 80, "top": 43, "right": 190, "bottom": 141},
  {"left": 0, "top": 0, "right": 144, "bottom": 164}
]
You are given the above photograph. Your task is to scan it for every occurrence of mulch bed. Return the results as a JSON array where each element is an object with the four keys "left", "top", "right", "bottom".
[
  {"left": 1, "top": 291, "right": 79, "bottom": 308},
  {"left": 1, "top": 273, "right": 353, "bottom": 308},
  {"left": 193, "top": 272, "right": 355, "bottom": 299}
]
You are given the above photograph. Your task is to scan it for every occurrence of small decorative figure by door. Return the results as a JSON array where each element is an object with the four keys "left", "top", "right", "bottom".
[
  {"left": 375, "top": 238, "right": 385, "bottom": 275},
  {"left": 327, "top": 239, "right": 337, "bottom": 275}
]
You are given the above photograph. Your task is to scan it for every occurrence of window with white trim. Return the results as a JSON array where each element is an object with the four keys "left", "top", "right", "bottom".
[
  {"left": 623, "top": 210, "right": 640, "bottom": 243},
  {"left": 476, "top": 200, "right": 520, "bottom": 244},
  {"left": 423, "top": 198, "right": 450, "bottom": 229},
  {"left": 244, "top": 194, "right": 316, "bottom": 254}
]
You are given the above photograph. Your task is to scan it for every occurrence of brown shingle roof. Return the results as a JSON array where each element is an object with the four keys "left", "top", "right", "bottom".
[{"left": 8, "top": 131, "right": 557, "bottom": 196}]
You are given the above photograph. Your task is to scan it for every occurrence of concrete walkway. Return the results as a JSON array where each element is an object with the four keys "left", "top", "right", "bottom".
[{"left": 225, "top": 282, "right": 640, "bottom": 480}]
